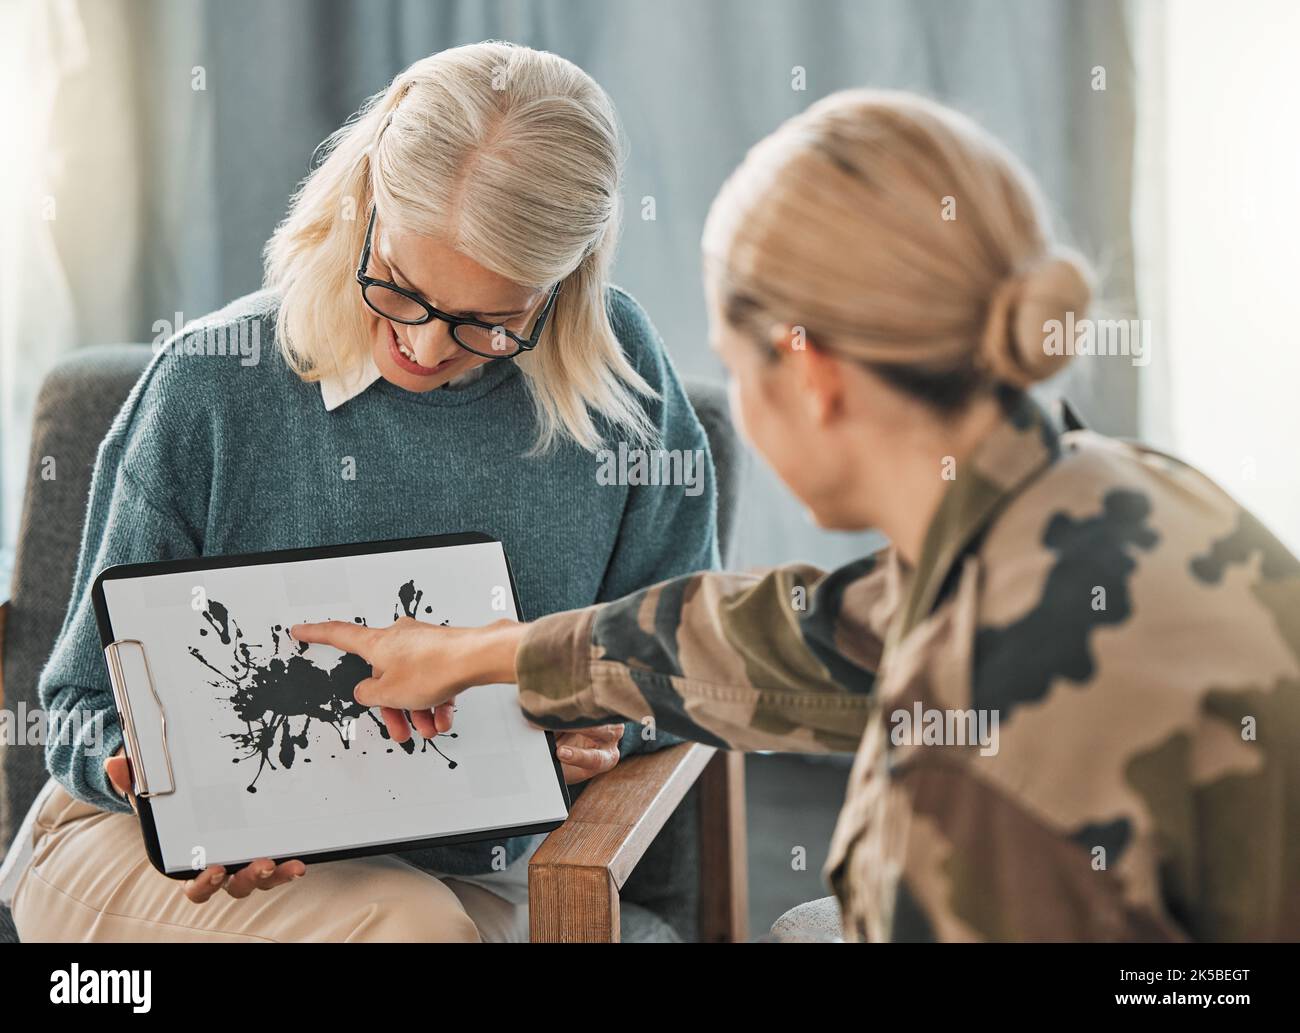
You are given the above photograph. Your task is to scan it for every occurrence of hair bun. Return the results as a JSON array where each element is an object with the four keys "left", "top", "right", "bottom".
[{"left": 980, "top": 252, "right": 1093, "bottom": 388}]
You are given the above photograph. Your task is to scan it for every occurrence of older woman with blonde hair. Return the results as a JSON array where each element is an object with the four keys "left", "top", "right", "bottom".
[
  {"left": 298, "top": 89, "right": 1300, "bottom": 942},
  {"left": 12, "top": 41, "right": 718, "bottom": 942}
]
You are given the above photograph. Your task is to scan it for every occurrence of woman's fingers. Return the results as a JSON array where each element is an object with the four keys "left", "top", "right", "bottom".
[
  {"left": 259, "top": 860, "right": 306, "bottom": 891},
  {"left": 368, "top": 702, "right": 446, "bottom": 741},
  {"left": 380, "top": 706, "right": 413, "bottom": 743},
  {"left": 185, "top": 866, "right": 228, "bottom": 904},
  {"left": 224, "top": 859, "right": 305, "bottom": 899},
  {"left": 557, "top": 741, "right": 619, "bottom": 768},
  {"left": 183, "top": 859, "right": 304, "bottom": 904},
  {"left": 302, "top": 617, "right": 512, "bottom": 711},
  {"left": 352, "top": 676, "right": 383, "bottom": 707},
  {"left": 409, "top": 707, "right": 439, "bottom": 739},
  {"left": 556, "top": 736, "right": 621, "bottom": 784},
  {"left": 289, "top": 620, "right": 375, "bottom": 657},
  {"left": 103, "top": 752, "right": 138, "bottom": 811},
  {"left": 222, "top": 858, "right": 276, "bottom": 900},
  {"left": 104, "top": 754, "right": 130, "bottom": 795},
  {"left": 554, "top": 724, "right": 626, "bottom": 783}
]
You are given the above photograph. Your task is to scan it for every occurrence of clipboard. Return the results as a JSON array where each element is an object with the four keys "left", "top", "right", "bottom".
[{"left": 91, "top": 531, "right": 570, "bottom": 879}]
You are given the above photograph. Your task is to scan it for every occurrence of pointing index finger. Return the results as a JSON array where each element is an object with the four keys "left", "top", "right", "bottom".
[{"left": 289, "top": 620, "right": 374, "bottom": 656}]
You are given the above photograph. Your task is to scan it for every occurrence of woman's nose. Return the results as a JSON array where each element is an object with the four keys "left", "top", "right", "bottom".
[{"left": 403, "top": 321, "right": 459, "bottom": 367}]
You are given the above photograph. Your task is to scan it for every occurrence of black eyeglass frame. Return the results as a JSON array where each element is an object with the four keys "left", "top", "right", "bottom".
[{"left": 355, "top": 206, "right": 560, "bottom": 359}]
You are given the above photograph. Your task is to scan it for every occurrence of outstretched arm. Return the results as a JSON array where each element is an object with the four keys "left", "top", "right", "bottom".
[{"left": 293, "top": 549, "right": 891, "bottom": 755}]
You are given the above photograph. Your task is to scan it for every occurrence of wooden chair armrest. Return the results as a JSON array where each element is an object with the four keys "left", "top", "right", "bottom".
[{"left": 529, "top": 741, "right": 715, "bottom": 942}]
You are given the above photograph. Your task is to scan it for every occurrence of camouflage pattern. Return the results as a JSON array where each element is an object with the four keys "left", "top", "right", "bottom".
[{"left": 517, "top": 389, "right": 1300, "bottom": 941}]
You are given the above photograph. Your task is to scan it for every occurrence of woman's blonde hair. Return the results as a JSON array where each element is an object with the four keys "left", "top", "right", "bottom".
[
  {"left": 264, "top": 41, "right": 654, "bottom": 451},
  {"left": 702, "top": 89, "right": 1093, "bottom": 409}
]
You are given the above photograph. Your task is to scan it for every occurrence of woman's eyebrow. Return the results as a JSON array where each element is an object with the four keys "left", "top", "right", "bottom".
[
  {"left": 437, "top": 301, "right": 529, "bottom": 320},
  {"left": 376, "top": 248, "right": 420, "bottom": 293},
  {"left": 462, "top": 305, "right": 528, "bottom": 319}
]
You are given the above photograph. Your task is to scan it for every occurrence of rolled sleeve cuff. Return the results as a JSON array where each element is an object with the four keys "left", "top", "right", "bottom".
[{"left": 515, "top": 605, "right": 609, "bottom": 728}]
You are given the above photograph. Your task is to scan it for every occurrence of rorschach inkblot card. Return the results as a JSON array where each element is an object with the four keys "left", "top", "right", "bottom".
[{"left": 91, "top": 533, "right": 569, "bottom": 877}]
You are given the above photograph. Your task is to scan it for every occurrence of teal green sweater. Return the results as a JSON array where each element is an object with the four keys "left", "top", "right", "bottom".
[{"left": 39, "top": 286, "right": 719, "bottom": 875}]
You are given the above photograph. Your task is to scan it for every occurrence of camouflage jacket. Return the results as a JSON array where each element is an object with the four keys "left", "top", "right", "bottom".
[{"left": 517, "top": 390, "right": 1300, "bottom": 941}]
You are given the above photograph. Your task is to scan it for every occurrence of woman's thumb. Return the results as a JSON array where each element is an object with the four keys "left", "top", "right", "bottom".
[{"left": 105, "top": 753, "right": 133, "bottom": 798}]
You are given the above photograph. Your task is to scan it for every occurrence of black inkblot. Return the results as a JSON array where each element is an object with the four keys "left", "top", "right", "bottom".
[
  {"left": 395, "top": 579, "right": 423, "bottom": 620},
  {"left": 190, "top": 582, "right": 459, "bottom": 793},
  {"left": 201, "top": 600, "right": 233, "bottom": 644}
]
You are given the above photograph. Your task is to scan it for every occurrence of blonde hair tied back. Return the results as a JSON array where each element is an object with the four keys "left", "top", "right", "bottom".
[
  {"left": 980, "top": 250, "right": 1093, "bottom": 389},
  {"left": 703, "top": 89, "right": 1097, "bottom": 404}
]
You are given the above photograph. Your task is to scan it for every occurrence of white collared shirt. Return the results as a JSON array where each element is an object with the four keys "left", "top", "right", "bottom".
[{"left": 319, "top": 357, "right": 487, "bottom": 411}]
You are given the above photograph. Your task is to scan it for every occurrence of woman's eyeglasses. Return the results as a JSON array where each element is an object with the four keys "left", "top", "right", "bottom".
[{"left": 355, "top": 206, "right": 560, "bottom": 359}]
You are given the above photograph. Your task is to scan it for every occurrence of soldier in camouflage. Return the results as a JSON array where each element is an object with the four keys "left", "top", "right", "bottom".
[{"left": 510, "top": 383, "right": 1300, "bottom": 941}]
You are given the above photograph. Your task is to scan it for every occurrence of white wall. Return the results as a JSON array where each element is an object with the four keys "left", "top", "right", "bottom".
[{"left": 1139, "top": 0, "right": 1300, "bottom": 552}]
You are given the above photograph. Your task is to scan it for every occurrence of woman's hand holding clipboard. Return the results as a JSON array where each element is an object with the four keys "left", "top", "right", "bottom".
[{"left": 103, "top": 747, "right": 307, "bottom": 903}]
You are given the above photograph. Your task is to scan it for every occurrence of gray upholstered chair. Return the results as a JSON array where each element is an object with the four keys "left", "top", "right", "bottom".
[{"left": 0, "top": 345, "right": 746, "bottom": 943}]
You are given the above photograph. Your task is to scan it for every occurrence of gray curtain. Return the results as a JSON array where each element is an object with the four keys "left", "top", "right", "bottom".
[{"left": 4, "top": 0, "right": 1137, "bottom": 570}]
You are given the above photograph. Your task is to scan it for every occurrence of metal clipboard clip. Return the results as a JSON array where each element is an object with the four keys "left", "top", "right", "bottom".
[{"left": 103, "top": 639, "right": 176, "bottom": 798}]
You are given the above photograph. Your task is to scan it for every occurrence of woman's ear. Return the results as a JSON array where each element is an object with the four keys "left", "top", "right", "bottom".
[{"left": 771, "top": 324, "right": 845, "bottom": 427}]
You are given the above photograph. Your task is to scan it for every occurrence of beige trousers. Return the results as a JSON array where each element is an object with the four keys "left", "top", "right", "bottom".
[{"left": 12, "top": 783, "right": 526, "bottom": 943}]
